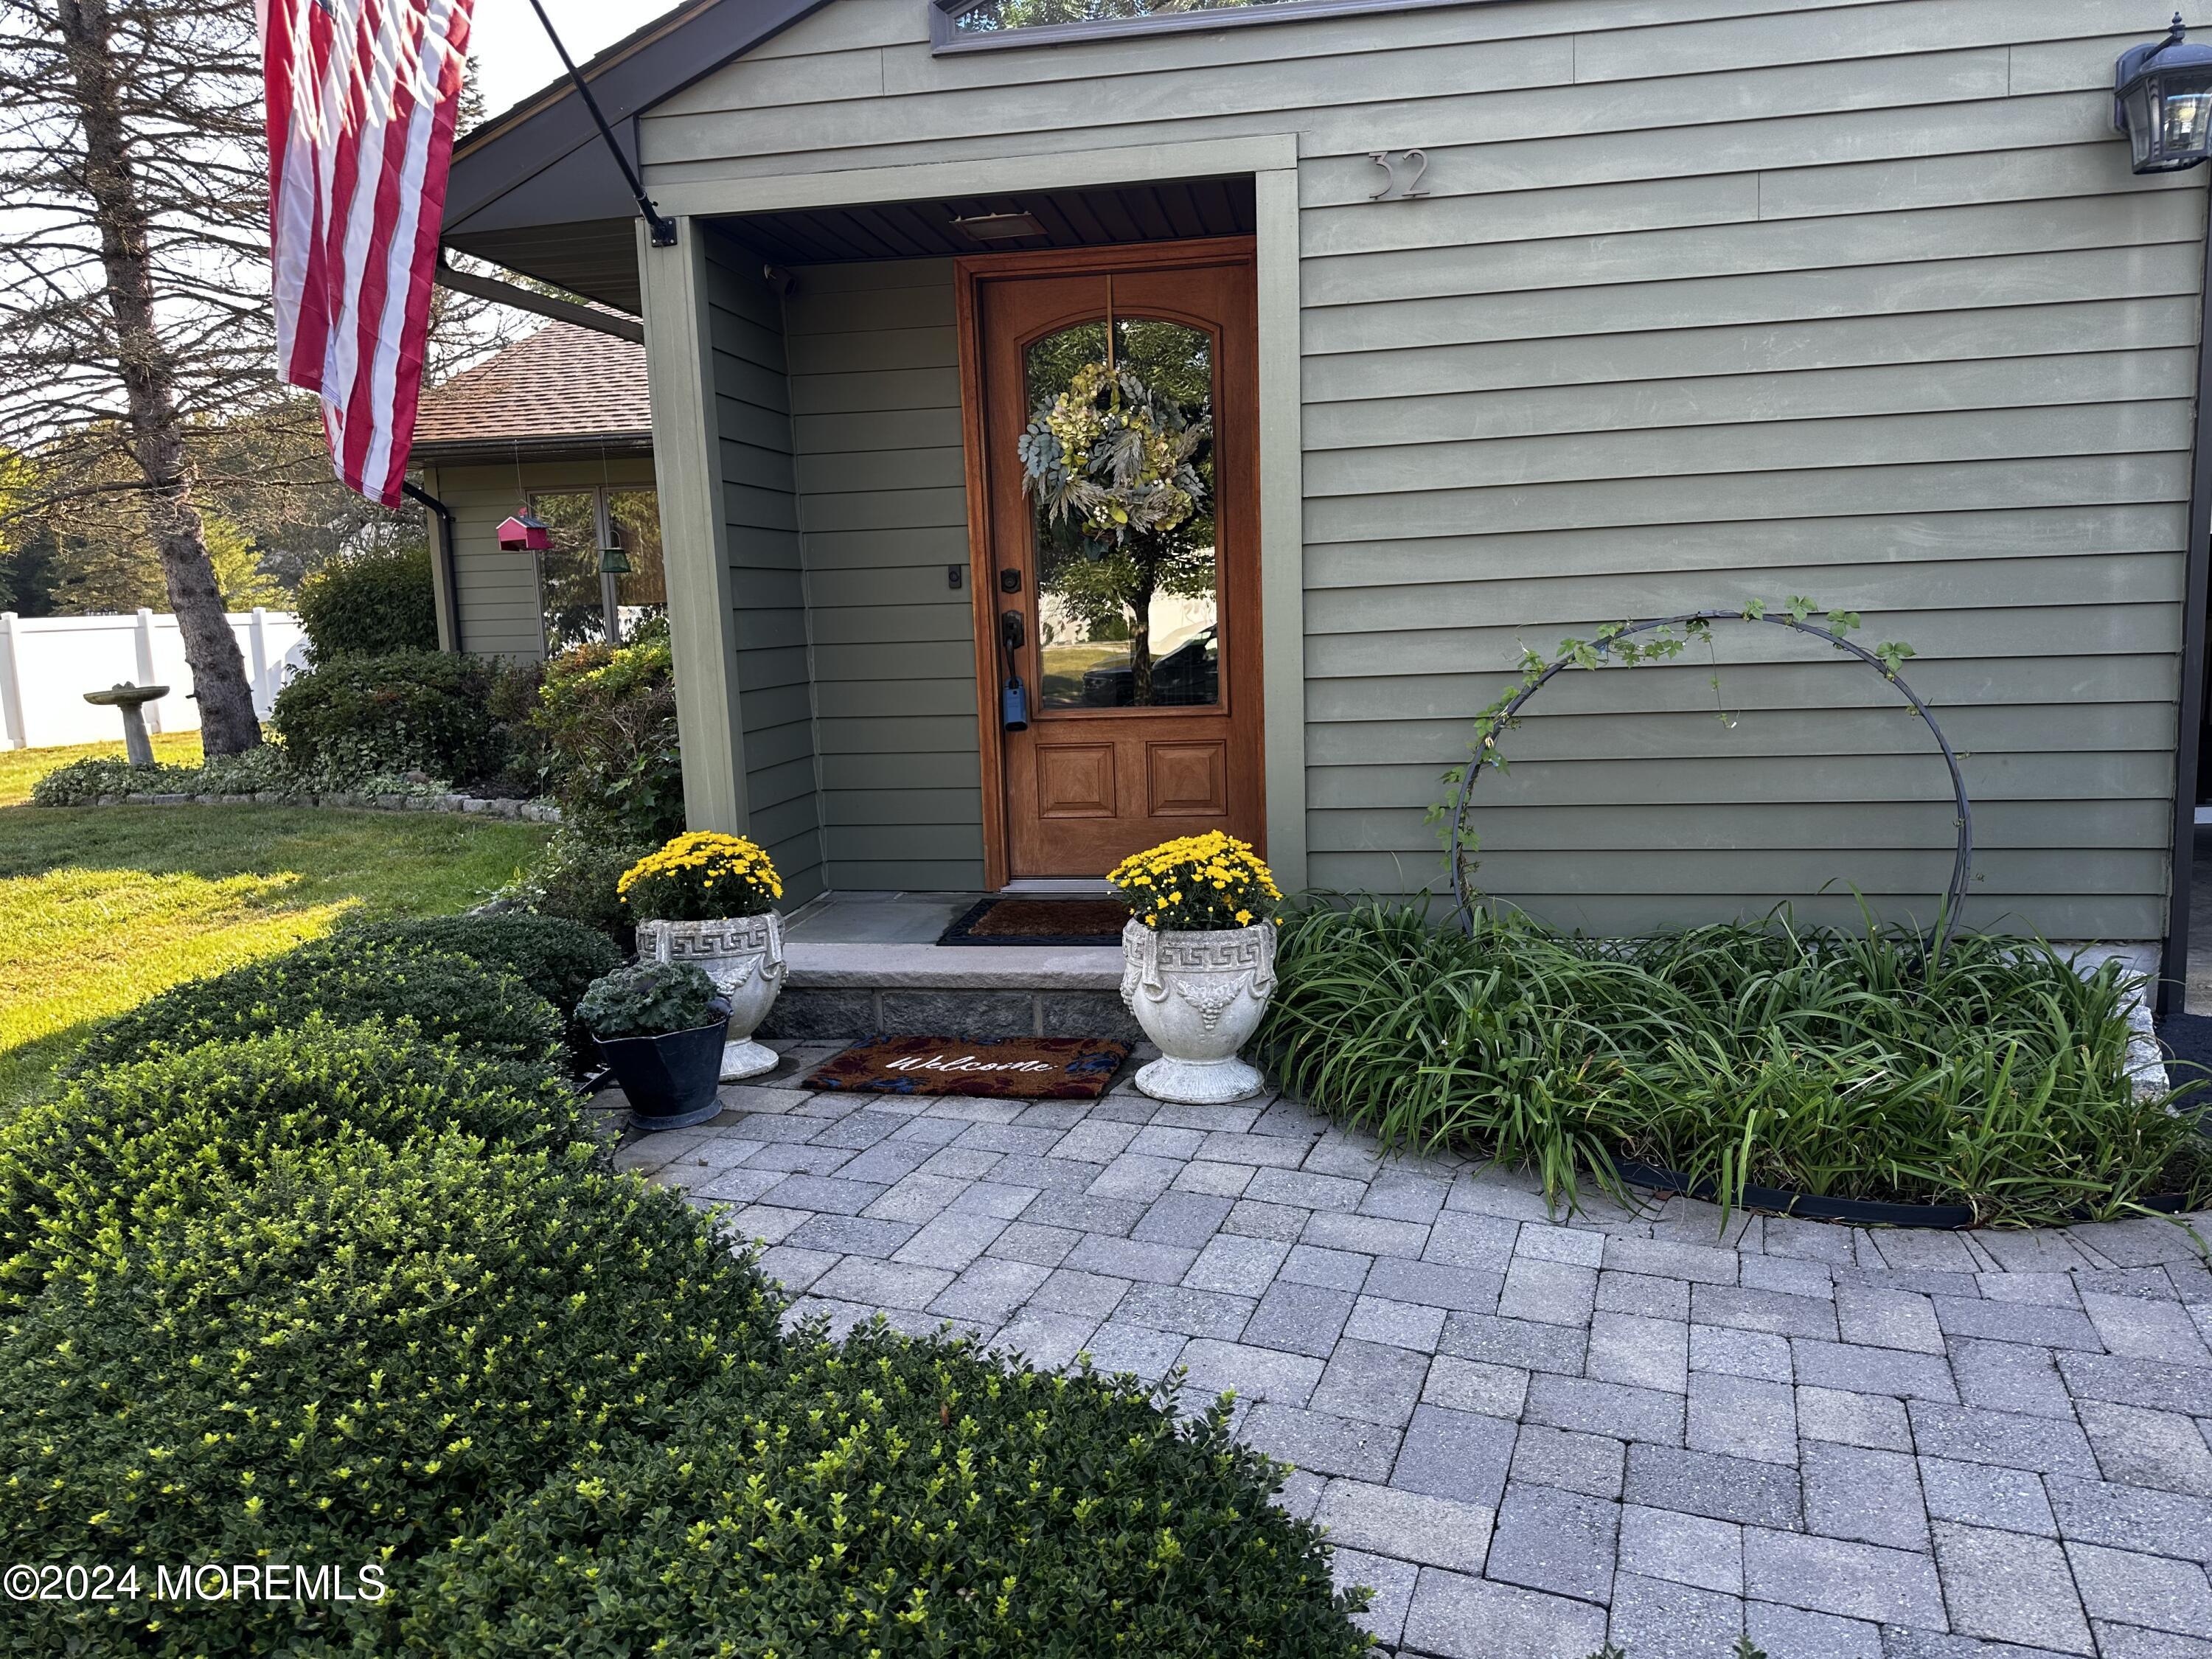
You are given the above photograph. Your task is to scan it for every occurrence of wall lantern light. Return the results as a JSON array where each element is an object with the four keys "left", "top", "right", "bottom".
[
  {"left": 2115, "top": 14, "right": 2212, "bottom": 173},
  {"left": 496, "top": 512, "right": 553, "bottom": 552}
]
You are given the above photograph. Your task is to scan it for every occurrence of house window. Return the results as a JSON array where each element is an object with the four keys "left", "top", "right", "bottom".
[
  {"left": 935, "top": 0, "right": 1439, "bottom": 49},
  {"left": 529, "top": 487, "right": 665, "bottom": 656}
]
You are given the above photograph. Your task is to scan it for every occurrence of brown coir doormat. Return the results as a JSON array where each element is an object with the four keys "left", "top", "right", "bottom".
[
  {"left": 804, "top": 1035, "right": 1131, "bottom": 1099},
  {"left": 937, "top": 897, "right": 1129, "bottom": 947}
]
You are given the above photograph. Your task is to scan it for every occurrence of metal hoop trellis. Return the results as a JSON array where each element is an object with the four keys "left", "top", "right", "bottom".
[{"left": 1447, "top": 610, "right": 1975, "bottom": 956}]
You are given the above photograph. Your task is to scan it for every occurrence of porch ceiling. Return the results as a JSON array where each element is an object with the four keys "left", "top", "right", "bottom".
[{"left": 714, "top": 175, "right": 1258, "bottom": 266}]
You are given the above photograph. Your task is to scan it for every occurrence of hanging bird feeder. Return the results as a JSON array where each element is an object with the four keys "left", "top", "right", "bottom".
[
  {"left": 598, "top": 543, "right": 633, "bottom": 575},
  {"left": 497, "top": 512, "right": 553, "bottom": 552}
]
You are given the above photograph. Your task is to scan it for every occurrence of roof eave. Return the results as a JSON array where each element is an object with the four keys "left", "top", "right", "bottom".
[
  {"left": 441, "top": 0, "right": 838, "bottom": 243},
  {"left": 414, "top": 434, "right": 656, "bottom": 467}
]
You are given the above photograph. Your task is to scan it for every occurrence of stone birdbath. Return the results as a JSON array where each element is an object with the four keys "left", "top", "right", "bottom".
[{"left": 83, "top": 682, "right": 170, "bottom": 767}]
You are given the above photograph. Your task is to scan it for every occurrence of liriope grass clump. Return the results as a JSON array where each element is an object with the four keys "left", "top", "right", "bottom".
[{"left": 1260, "top": 899, "right": 2208, "bottom": 1226}]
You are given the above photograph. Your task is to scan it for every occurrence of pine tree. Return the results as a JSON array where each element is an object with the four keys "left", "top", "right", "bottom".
[{"left": 0, "top": 0, "right": 282, "bottom": 748}]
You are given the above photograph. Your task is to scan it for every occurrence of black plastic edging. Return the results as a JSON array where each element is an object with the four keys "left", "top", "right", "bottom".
[
  {"left": 1611, "top": 1159, "right": 2190, "bottom": 1231},
  {"left": 1611, "top": 1158, "right": 1977, "bottom": 1229}
]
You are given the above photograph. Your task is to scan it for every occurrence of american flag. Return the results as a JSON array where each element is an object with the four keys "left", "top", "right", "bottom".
[{"left": 259, "top": 0, "right": 476, "bottom": 507}]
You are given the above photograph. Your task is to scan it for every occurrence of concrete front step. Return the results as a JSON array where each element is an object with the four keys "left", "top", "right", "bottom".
[{"left": 762, "top": 939, "right": 1137, "bottom": 1043}]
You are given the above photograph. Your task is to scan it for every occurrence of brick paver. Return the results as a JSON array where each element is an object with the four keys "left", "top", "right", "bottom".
[{"left": 620, "top": 1046, "right": 2212, "bottom": 1658}]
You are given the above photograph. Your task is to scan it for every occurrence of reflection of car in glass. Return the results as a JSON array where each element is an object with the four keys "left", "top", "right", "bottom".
[{"left": 1079, "top": 626, "right": 1219, "bottom": 707}]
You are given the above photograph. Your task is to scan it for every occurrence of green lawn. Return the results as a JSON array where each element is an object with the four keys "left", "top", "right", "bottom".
[{"left": 0, "top": 784, "right": 552, "bottom": 1112}]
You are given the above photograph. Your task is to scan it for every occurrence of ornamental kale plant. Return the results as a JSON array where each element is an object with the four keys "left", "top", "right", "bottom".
[{"left": 576, "top": 960, "right": 725, "bottom": 1039}]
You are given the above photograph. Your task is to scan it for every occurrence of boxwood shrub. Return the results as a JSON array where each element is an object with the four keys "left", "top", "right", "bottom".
[
  {"left": 401, "top": 1326, "right": 1370, "bottom": 1659},
  {"left": 0, "top": 1018, "right": 580, "bottom": 1307},
  {"left": 296, "top": 543, "right": 439, "bottom": 659},
  {"left": 0, "top": 1133, "right": 782, "bottom": 1657},
  {"left": 270, "top": 648, "right": 506, "bottom": 787},
  {"left": 337, "top": 912, "right": 621, "bottom": 1019},
  {"left": 65, "top": 936, "right": 562, "bottom": 1076}
]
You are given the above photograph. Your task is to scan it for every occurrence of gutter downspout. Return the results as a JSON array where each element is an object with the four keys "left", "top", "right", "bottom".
[
  {"left": 402, "top": 480, "right": 463, "bottom": 654},
  {"left": 2160, "top": 184, "right": 2212, "bottom": 1018}
]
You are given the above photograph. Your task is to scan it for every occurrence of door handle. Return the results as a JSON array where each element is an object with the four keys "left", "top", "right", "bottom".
[{"left": 998, "top": 611, "right": 1029, "bottom": 732}]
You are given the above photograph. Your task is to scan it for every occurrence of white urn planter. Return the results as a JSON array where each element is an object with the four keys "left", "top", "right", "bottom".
[
  {"left": 1120, "top": 919, "right": 1276, "bottom": 1104},
  {"left": 638, "top": 912, "right": 786, "bottom": 1082}
]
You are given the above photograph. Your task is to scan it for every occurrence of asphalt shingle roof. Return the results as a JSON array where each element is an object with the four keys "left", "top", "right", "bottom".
[{"left": 412, "top": 321, "right": 650, "bottom": 456}]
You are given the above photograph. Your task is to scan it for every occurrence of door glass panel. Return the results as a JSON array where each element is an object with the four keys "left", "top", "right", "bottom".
[
  {"left": 608, "top": 488, "right": 666, "bottom": 639},
  {"left": 1025, "top": 316, "right": 1217, "bottom": 710},
  {"left": 532, "top": 490, "right": 606, "bottom": 655}
]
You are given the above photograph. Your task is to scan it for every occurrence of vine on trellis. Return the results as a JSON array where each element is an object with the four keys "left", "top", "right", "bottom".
[{"left": 1434, "top": 599, "right": 1973, "bottom": 955}]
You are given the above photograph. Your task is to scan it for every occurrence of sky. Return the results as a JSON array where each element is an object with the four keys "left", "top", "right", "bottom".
[{"left": 469, "top": 0, "right": 647, "bottom": 124}]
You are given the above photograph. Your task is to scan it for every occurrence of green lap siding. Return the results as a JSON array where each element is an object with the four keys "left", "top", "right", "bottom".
[
  {"left": 427, "top": 458, "right": 658, "bottom": 661},
  {"left": 631, "top": 0, "right": 2199, "bottom": 935},
  {"left": 703, "top": 232, "right": 828, "bottom": 903},
  {"left": 783, "top": 257, "right": 986, "bottom": 891}
]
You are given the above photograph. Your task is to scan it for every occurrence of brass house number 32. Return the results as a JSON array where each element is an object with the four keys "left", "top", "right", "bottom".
[{"left": 1368, "top": 149, "right": 1430, "bottom": 201}]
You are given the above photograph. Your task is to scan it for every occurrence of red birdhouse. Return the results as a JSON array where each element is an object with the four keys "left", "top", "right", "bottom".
[{"left": 497, "top": 512, "right": 553, "bottom": 552}]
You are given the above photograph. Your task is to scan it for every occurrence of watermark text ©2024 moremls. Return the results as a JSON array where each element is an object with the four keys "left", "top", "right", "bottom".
[{"left": 5, "top": 1562, "right": 387, "bottom": 1604}]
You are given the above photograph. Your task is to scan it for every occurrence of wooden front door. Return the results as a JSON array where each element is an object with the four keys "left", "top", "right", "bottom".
[{"left": 959, "top": 240, "right": 1262, "bottom": 881}]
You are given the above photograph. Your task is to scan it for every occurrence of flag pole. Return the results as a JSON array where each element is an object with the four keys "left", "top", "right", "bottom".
[{"left": 521, "top": 0, "right": 679, "bottom": 246}]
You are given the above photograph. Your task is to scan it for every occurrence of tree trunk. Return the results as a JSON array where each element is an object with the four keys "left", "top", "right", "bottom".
[
  {"left": 58, "top": 0, "right": 260, "bottom": 753},
  {"left": 1129, "top": 580, "right": 1155, "bottom": 707}
]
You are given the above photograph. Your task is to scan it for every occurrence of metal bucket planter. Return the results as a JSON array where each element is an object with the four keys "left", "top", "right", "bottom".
[
  {"left": 638, "top": 913, "right": 786, "bottom": 1082},
  {"left": 1121, "top": 919, "right": 1276, "bottom": 1105},
  {"left": 597, "top": 1003, "right": 731, "bottom": 1132}
]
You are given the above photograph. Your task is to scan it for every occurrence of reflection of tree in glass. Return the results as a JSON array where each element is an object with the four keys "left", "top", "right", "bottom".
[
  {"left": 532, "top": 492, "right": 608, "bottom": 654},
  {"left": 609, "top": 489, "right": 668, "bottom": 625},
  {"left": 1023, "top": 319, "right": 1215, "bottom": 706}
]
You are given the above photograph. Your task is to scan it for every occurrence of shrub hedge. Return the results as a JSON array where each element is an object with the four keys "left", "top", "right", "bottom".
[
  {"left": 0, "top": 1018, "right": 579, "bottom": 1307},
  {"left": 295, "top": 543, "right": 439, "bottom": 660},
  {"left": 0, "top": 925, "right": 1371, "bottom": 1656},
  {"left": 336, "top": 912, "right": 620, "bottom": 1020},
  {"left": 403, "top": 1328, "right": 1368, "bottom": 1659},
  {"left": 0, "top": 1134, "right": 781, "bottom": 1656},
  {"left": 270, "top": 650, "right": 507, "bottom": 788},
  {"left": 65, "top": 936, "right": 562, "bottom": 1077}
]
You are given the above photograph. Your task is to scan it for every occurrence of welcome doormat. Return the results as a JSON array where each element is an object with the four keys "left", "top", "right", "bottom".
[
  {"left": 804, "top": 1035, "right": 1131, "bottom": 1099},
  {"left": 938, "top": 897, "right": 1129, "bottom": 947}
]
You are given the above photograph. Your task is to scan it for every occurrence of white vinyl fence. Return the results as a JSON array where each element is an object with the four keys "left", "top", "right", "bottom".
[{"left": 0, "top": 609, "right": 308, "bottom": 750}]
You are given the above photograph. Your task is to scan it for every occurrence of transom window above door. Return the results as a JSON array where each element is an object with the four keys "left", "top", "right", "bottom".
[
  {"left": 933, "top": 0, "right": 1430, "bottom": 49},
  {"left": 529, "top": 487, "right": 665, "bottom": 655}
]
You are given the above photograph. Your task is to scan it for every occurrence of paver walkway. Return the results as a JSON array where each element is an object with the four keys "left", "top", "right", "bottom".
[{"left": 613, "top": 1046, "right": 2212, "bottom": 1659}]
